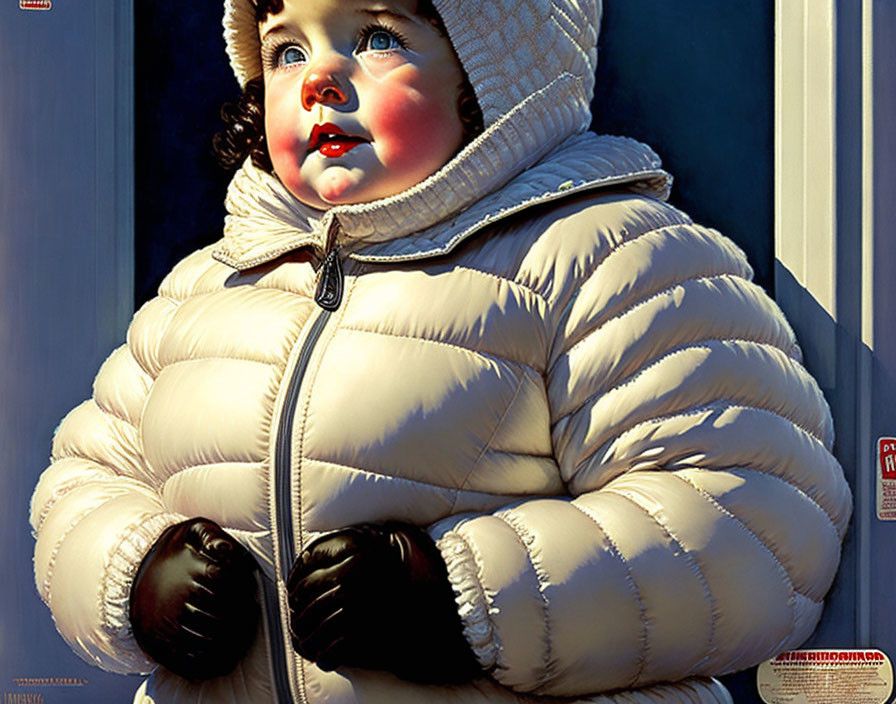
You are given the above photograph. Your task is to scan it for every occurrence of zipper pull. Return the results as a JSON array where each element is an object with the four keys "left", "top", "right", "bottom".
[{"left": 315, "top": 248, "right": 344, "bottom": 311}]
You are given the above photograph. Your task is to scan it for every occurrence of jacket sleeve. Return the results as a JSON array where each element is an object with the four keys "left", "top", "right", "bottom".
[
  {"left": 432, "top": 212, "right": 852, "bottom": 696},
  {"left": 30, "top": 294, "right": 185, "bottom": 674}
]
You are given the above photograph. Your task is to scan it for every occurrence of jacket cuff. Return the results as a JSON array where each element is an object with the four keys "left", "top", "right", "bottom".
[
  {"left": 99, "top": 512, "right": 183, "bottom": 673},
  {"left": 435, "top": 530, "right": 500, "bottom": 671}
]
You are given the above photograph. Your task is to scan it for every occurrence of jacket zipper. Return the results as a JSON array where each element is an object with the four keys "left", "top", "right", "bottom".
[
  {"left": 269, "top": 234, "right": 345, "bottom": 704},
  {"left": 262, "top": 572, "right": 295, "bottom": 704},
  {"left": 276, "top": 309, "right": 331, "bottom": 579},
  {"left": 316, "top": 217, "right": 345, "bottom": 312},
  {"left": 315, "top": 248, "right": 344, "bottom": 311}
]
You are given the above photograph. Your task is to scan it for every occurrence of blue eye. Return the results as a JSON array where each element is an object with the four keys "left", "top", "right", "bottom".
[
  {"left": 364, "top": 29, "right": 402, "bottom": 52},
  {"left": 279, "top": 45, "right": 306, "bottom": 67},
  {"left": 369, "top": 31, "right": 395, "bottom": 51}
]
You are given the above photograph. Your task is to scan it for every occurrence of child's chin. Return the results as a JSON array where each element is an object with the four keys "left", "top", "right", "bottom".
[
  {"left": 286, "top": 167, "right": 415, "bottom": 209},
  {"left": 315, "top": 178, "right": 406, "bottom": 208},
  {"left": 314, "top": 167, "right": 368, "bottom": 206}
]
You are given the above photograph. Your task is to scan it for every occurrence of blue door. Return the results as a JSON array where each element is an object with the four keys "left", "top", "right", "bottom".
[{"left": 0, "top": 1, "right": 143, "bottom": 701}]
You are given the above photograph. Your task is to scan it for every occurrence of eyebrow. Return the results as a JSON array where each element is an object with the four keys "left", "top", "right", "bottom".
[
  {"left": 259, "top": 23, "right": 291, "bottom": 42},
  {"left": 260, "top": 8, "right": 414, "bottom": 42},
  {"left": 357, "top": 8, "right": 414, "bottom": 24}
]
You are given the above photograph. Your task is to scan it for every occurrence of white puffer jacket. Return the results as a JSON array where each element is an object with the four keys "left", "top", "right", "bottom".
[{"left": 30, "top": 0, "right": 851, "bottom": 703}]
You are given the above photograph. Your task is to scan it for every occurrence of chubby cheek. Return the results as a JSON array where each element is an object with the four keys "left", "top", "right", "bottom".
[
  {"left": 264, "top": 81, "right": 307, "bottom": 194},
  {"left": 369, "top": 77, "right": 462, "bottom": 178}
]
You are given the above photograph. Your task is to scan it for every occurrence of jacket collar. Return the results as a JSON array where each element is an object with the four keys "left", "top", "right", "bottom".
[{"left": 212, "top": 129, "right": 670, "bottom": 270}]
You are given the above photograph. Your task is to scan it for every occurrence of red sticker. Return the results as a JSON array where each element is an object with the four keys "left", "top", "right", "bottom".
[
  {"left": 881, "top": 438, "right": 896, "bottom": 480},
  {"left": 20, "top": 0, "right": 52, "bottom": 9},
  {"left": 878, "top": 437, "right": 896, "bottom": 520}
]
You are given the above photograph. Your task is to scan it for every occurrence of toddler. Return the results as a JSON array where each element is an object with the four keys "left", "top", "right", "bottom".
[{"left": 30, "top": 0, "right": 852, "bottom": 703}]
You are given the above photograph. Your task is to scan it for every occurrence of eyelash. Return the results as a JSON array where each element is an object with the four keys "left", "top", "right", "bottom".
[{"left": 262, "top": 22, "right": 410, "bottom": 71}]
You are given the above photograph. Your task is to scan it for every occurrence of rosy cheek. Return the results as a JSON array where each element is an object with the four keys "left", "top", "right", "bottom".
[
  {"left": 265, "top": 81, "right": 304, "bottom": 187},
  {"left": 370, "top": 80, "right": 459, "bottom": 172}
]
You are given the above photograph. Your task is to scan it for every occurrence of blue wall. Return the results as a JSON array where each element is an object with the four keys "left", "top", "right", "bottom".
[
  {"left": 134, "top": 5, "right": 235, "bottom": 307},
  {"left": 0, "top": 2, "right": 143, "bottom": 702}
]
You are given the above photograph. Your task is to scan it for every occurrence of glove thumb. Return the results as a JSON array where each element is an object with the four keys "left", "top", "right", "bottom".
[{"left": 186, "top": 518, "right": 236, "bottom": 565}]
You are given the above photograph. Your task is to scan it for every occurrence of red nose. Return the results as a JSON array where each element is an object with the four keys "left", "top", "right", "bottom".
[{"left": 301, "top": 71, "right": 348, "bottom": 111}]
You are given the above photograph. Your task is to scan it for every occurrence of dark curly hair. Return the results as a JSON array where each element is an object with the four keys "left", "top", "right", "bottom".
[{"left": 213, "top": 0, "right": 484, "bottom": 172}]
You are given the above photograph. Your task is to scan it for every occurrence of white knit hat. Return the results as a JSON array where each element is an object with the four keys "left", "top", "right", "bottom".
[{"left": 222, "top": 0, "right": 601, "bottom": 129}]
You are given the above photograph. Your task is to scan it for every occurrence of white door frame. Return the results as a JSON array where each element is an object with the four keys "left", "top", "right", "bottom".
[{"left": 774, "top": 0, "right": 876, "bottom": 646}]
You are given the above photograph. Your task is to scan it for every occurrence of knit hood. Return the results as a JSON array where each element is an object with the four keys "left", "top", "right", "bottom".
[{"left": 214, "top": 0, "right": 671, "bottom": 269}]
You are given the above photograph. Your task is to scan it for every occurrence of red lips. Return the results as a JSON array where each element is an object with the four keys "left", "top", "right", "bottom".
[{"left": 307, "top": 123, "right": 368, "bottom": 158}]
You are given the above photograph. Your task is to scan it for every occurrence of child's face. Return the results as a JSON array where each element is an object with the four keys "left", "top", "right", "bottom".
[{"left": 259, "top": 0, "right": 466, "bottom": 209}]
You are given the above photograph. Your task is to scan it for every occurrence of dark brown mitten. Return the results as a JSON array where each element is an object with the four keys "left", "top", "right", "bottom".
[
  {"left": 129, "top": 518, "right": 259, "bottom": 681},
  {"left": 287, "top": 522, "right": 481, "bottom": 684}
]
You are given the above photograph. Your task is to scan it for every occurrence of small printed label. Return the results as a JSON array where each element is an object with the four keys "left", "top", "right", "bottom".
[
  {"left": 3, "top": 695, "right": 45, "bottom": 704},
  {"left": 19, "top": 0, "right": 51, "bottom": 9},
  {"left": 877, "top": 437, "right": 896, "bottom": 520},
  {"left": 10, "top": 678, "right": 87, "bottom": 687},
  {"left": 757, "top": 649, "right": 893, "bottom": 704}
]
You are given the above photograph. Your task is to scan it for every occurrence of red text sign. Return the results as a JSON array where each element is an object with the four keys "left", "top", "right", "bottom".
[{"left": 881, "top": 438, "right": 896, "bottom": 480}]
